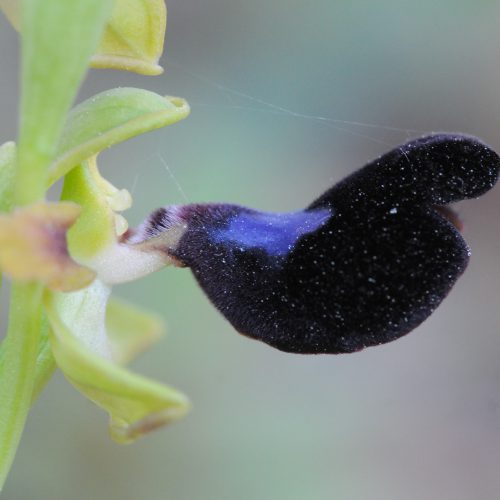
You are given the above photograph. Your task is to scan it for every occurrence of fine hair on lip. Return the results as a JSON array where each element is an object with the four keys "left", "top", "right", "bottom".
[{"left": 125, "top": 205, "right": 186, "bottom": 245}]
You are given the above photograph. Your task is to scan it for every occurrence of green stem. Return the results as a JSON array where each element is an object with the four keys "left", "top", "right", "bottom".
[
  {"left": 31, "top": 313, "right": 57, "bottom": 402},
  {"left": 14, "top": 148, "right": 50, "bottom": 206},
  {"left": 0, "top": 283, "right": 42, "bottom": 492},
  {"left": 0, "top": 319, "right": 57, "bottom": 405}
]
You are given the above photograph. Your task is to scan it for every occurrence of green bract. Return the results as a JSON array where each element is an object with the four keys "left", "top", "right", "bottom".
[{"left": 0, "top": 0, "right": 190, "bottom": 491}]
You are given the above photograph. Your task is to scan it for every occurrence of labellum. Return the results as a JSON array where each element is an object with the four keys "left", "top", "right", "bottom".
[{"left": 128, "top": 134, "right": 500, "bottom": 354}]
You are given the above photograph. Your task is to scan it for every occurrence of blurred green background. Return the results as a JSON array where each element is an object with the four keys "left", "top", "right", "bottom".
[{"left": 2, "top": 1, "right": 500, "bottom": 499}]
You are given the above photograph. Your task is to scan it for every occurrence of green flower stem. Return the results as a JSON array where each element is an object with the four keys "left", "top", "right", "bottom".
[
  {"left": 31, "top": 313, "right": 56, "bottom": 402},
  {"left": 0, "top": 282, "right": 42, "bottom": 491},
  {"left": 15, "top": 0, "right": 113, "bottom": 203},
  {"left": 0, "top": 1, "right": 114, "bottom": 490},
  {"left": 14, "top": 149, "right": 51, "bottom": 206},
  {"left": 0, "top": 336, "right": 57, "bottom": 405}
]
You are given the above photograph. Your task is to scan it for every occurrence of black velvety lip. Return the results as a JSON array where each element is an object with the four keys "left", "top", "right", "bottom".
[{"left": 128, "top": 134, "right": 499, "bottom": 354}]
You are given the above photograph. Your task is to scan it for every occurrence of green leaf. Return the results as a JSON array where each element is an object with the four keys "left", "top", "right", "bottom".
[
  {"left": 0, "top": 142, "right": 16, "bottom": 213},
  {"left": 16, "top": 0, "right": 113, "bottom": 204},
  {"left": 106, "top": 297, "right": 166, "bottom": 365},
  {"left": 91, "top": 0, "right": 167, "bottom": 75},
  {"left": 45, "top": 284, "right": 190, "bottom": 444},
  {"left": 50, "top": 87, "right": 190, "bottom": 186}
]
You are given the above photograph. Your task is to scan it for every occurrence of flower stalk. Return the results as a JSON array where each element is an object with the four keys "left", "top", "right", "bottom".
[{"left": 0, "top": 283, "right": 42, "bottom": 488}]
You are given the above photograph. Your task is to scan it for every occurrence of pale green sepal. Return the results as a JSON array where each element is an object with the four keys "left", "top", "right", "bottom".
[
  {"left": 2, "top": 0, "right": 166, "bottom": 75},
  {"left": 0, "top": 142, "right": 16, "bottom": 213},
  {"left": 90, "top": 0, "right": 167, "bottom": 75},
  {"left": 16, "top": 0, "right": 114, "bottom": 205},
  {"left": 106, "top": 297, "right": 166, "bottom": 365},
  {"left": 50, "top": 88, "right": 190, "bottom": 186},
  {"left": 45, "top": 287, "right": 190, "bottom": 444}
]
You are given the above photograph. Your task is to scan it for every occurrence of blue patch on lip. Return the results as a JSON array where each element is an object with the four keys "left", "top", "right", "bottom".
[{"left": 211, "top": 208, "right": 332, "bottom": 256}]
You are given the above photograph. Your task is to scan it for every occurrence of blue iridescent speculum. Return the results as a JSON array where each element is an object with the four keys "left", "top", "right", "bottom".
[
  {"left": 131, "top": 134, "right": 500, "bottom": 354},
  {"left": 210, "top": 208, "right": 332, "bottom": 257}
]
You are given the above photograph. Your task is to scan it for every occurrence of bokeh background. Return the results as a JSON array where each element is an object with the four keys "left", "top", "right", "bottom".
[{"left": 2, "top": 1, "right": 500, "bottom": 499}]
